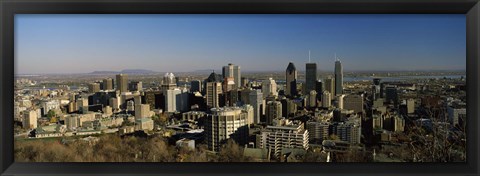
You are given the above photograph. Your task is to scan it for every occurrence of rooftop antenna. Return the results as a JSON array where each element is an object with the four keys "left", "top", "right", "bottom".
[{"left": 309, "top": 50, "right": 311, "bottom": 63}]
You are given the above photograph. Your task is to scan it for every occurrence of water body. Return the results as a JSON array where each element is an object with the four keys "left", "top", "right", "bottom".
[{"left": 343, "top": 75, "right": 465, "bottom": 82}]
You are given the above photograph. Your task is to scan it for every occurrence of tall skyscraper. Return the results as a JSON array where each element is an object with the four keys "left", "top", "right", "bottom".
[
  {"left": 305, "top": 62, "right": 317, "bottom": 95},
  {"left": 372, "top": 78, "right": 381, "bottom": 100},
  {"left": 103, "top": 78, "right": 114, "bottom": 90},
  {"left": 334, "top": 59, "right": 343, "bottom": 95},
  {"left": 222, "top": 63, "right": 241, "bottom": 89},
  {"left": 315, "top": 80, "right": 323, "bottom": 100},
  {"left": 116, "top": 74, "right": 128, "bottom": 93},
  {"left": 249, "top": 89, "right": 264, "bottom": 124},
  {"left": 324, "top": 77, "right": 335, "bottom": 96},
  {"left": 265, "top": 101, "right": 282, "bottom": 125},
  {"left": 285, "top": 62, "right": 298, "bottom": 97},
  {"left": 206, "top": 82, "right": 222, "bottom": 108},
  {"left": 165, "top": 88, "right": 189, "bottom": 113},
  {"left": 262, "top": 78, "right": 277, "bottom": 98}
]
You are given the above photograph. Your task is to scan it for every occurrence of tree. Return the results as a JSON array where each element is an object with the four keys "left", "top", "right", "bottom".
[
  {"left": 217, "top": 139, "right": 249, "bottom": 162},
  {"left": 47, "top": 110, "right": 56, "bottom": 120}
]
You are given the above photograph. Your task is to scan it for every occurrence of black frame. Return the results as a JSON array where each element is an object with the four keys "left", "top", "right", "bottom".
[{"left": 1, "top": 0, "right": 479, "bottom": 175}]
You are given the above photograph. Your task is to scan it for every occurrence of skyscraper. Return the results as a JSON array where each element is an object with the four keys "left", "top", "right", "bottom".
[
  {"left": 285, "top": 62, "right": 298, "bottom": 97},
  {"left": 334, "top": 59, "right": 343, "bottom": 95},
  {"left": 308, "top": 90, "right": 318, "bottom": 108},
  {"left": 205, "top": 107, "right": 249, "bottom": 151},
  {"left": 262, "top": 78, "right": 277, "bottom": 98},
  {"left": 265, "top": 101, "right": 282, "bottom": 125},
  {"left": 305, "top": 62, "right": 317, "bottom": 95},
  {"left": 372, "top": 78, "right": 381, "bottom": 100},
  {"left": 103, "top": 78, "right": 114, "bottom": 90},
  {"left": 222, "top": 63, "right": 241, "bottom": 89},
  {"left": 324, "top": 77, "right": 335, "bottom": 96},
  {"left": 315, "top": 80, "right": 323, "bottom": 100},
  {"left": 116, "top": 74, "right": 128, "bottom": 93},
  {"left": 322, "top": 91, "right": 332, "bottom": 108},
  {"left": 165, "top": 88, "right": 189, "bottom": 113},
  {"left": 206, "top": 82, "right": 222, "bottom": 108},
  {"left": 249, "top": 89, "right": 264, "bottom": 124}
]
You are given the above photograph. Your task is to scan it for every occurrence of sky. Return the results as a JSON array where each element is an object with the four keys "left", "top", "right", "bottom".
[{"left": 15, "top": 14, "right": 466, "bottom": 74}]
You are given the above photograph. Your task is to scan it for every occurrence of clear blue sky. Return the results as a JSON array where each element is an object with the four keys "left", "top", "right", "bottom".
[{"left": 15, "top": 14, "right": 466, "bottom": 74}]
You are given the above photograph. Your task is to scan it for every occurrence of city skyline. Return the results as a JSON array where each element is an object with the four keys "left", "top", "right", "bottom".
[{"left": 16, "top": 14, "right": 466, "bottom": 74}]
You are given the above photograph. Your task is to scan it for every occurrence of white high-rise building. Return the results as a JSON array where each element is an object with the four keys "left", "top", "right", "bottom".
[
  {"left": 222, "top": 63, "right": 241, "bottom": 89},
  {"left": 262, "top": 78, "right": 278, "bottom": 98},
  {"left": 249, "top": 89, "right": 264, "bottom": 124},
  {"left": 165, "top": 88, "right": 189, "bottom": 113},
  {"left": 205, "top": 107, "right": 249, "bottom": 151}
]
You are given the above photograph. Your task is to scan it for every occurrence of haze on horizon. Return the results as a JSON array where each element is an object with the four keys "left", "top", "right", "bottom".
[{"left": 15, "top": 14, "right": 466, "bottom": 74}]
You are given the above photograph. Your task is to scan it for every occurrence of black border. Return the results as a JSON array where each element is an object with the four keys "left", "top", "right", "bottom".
[{"left": 1, "top": 0, "right": 479, "bottom": 176}]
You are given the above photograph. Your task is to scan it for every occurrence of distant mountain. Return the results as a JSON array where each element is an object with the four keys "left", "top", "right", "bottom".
[
  {"left": 89, "top": 69, "right": 157, "bottom": 75},
  {"left": 120, "top": 69, "right": 156, "bottom": 74},
  {"left": 192, "top": 69, "right": 221, "bottom": 73}
]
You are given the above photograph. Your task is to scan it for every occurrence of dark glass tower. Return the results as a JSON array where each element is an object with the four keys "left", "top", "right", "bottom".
[
  {"left": 286, "top": 62, "right": 298, "bottom": 97},
  {"left": 305, "top": 63, "right": 317, "bottom": 95}
]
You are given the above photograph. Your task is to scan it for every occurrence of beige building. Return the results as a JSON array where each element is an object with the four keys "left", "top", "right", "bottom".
[
  {"left": 262, "top": 78, "right": 278, "bottom": 98},
  {"left": 324, "top": 77, "right": 335, "bottom": 96},
  {"left": 322, "top": 91, "right": 332, "bottom": 108},
  {"left": 265, "top": 101, "right": 282, "bottom": 125},
  {"left": 135, "top": 104, "right": 151, "bottom": 120},
  {"left": 343, "top": 94, "right": 364, "bottom": 113},
  {"left": 206, "top": 82, "right": 222, "bottom": 108},
  {"left": 103, "top": 78, "right": 114, "bottom": 90},
  {"left": 116, "top": 74, "right": 128, "bottom": 93},
  {"left": 135, "top": 118, "right": 154, "bottom": 131},
  {"left": 23, "top": 110, "right": 38, "bottom": 130},
  {"left": 205, "top": 107, "right": 249, "bottom": 151}
]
